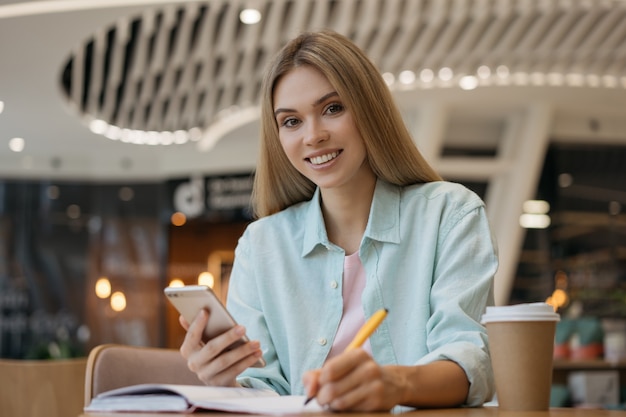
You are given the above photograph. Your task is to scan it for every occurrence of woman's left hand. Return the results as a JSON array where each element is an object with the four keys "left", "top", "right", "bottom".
[{"left": 302, "top": 349, "right": 405, "bottom": 411}]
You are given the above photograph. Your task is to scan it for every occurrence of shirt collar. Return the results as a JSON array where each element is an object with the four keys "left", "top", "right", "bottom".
[
  {"left": 302, "top": 187, "right": 329, "bottom": 257},
  {"left": 301, "top": 179, "right": 401, "bottom": 257},
  {"left": 364, "top": 179, "right": 401, "bottom": 244}
]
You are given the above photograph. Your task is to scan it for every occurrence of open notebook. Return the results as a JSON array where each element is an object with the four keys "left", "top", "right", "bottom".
[{"left": 84, "top": 383, "right": 324, "bottom": 414}]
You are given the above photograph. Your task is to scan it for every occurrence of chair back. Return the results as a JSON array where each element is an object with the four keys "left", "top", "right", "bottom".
[{"left": 84, "top": 344, "right": 203, "bottom": 406}]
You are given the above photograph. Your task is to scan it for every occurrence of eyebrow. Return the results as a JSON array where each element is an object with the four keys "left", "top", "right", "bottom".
[{"left": 274, "top": 91, "right": 339, "bottom": 118}]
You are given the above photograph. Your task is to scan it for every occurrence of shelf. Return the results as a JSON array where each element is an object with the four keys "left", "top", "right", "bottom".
[
  {"left": 552, "top": 359, "right": 626, "bottom": 388},
  {"left": 553, "top": 359, "right": 626, "bottom": 370}
]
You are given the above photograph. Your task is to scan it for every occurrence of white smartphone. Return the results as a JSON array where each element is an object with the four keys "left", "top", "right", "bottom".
[{"left": 164, "top": 285, "right": 265, "bottom": 368}]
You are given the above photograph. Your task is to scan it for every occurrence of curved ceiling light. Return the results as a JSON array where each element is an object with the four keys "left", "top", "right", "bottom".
[
  {"left": 59, "top": 1, "right": 267, "bottom": 146},
  {"left": 57, "top": 0, "right": 626, "bottom": 148}
]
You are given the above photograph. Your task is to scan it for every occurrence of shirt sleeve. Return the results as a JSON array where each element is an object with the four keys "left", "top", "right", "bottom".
[
  {"left": 227, "top": 227, "right": 292, "bottom": 395},
  {"left": 416, "top": 203, "right": 497, "bottom": 406}
]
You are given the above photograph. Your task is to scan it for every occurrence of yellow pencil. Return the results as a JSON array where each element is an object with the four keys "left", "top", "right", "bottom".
[
  {"left": 345, "top": 308, "right": 388, "bottom": 350},
  {"left": 304, "top": 308, "right": 389, "bottom": 405}
]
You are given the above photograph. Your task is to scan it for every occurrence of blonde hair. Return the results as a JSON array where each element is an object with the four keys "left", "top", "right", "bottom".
[{"left": 252, "top": 30, "right": 442, "bottom": 218}]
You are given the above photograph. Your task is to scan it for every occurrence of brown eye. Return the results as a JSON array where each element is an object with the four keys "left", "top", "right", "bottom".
[
  {"left": 281, "top": 117, "right": 300, "bottom": 128},
  {"left": 326, "top": 103, "right": 344, "bottom": 115}
]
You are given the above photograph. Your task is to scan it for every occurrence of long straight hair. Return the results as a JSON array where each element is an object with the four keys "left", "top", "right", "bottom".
[{"left": 252, "top": 30, "right": 442, "bottom": 218}]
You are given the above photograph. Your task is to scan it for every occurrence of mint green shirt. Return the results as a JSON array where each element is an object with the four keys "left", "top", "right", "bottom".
[{"left": 228, "top": 179, "right": 497, "bottom": 406}]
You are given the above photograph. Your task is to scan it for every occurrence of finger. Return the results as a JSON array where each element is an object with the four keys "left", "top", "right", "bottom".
[
  {"left": 196, "top": 342, "right": 263, "bottom": 386},
  {"left": 188, "top": 325, "right": 260, "bottom": 370},
  {"left": 179, "top": 315, "right": 190, "bottom": 331},
  {"left": 318, "top": 348, "right": 367, "bottom": 384},
  {"left": 329, "top": 378, "right": 386, "bottom": 411},
  {"left": 180, "top": 309, "right": 209, "bottom": 358},
  {"left": 302, "top": 369, "right": 321, "bottom": 400},
  {"left": 316, "top": 351, "right": 379, "bottom": 408}
]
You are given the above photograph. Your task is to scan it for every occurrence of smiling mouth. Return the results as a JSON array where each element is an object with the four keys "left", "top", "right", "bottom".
[{"left": 308, "top": 151, "right": 340, "bottom": 165}]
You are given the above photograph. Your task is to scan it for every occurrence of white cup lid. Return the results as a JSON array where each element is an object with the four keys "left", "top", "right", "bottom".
[{"left": 481, "top": 302, "right": 560, "bottom": 323}]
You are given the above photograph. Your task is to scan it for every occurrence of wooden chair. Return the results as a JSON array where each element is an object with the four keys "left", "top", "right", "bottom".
[{"left": 84, "top": 344, "right": 203, "bottom": 407}]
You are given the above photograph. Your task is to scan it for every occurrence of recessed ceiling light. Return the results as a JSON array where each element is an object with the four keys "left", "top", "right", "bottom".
[
  {"left": 419, "top": 69, "right": 434, "bottom": 83},
  {"left": 240, "top": 8, "right": 261, "bottom": 24},
  {"left": 513, "top": 72, "right": 529, "bottom": 86},
  {"left": 459, "top": 75, "right": 479, "bottom": 90},
  {"left": 104, "top": 125, "right": 121, "bottom": 140},
  {"left": 89, "top": 119, "right": 108, "bottom": 135},
  {"left": 603, "top": 75, "right": 617, "bottom": 88},
  {"left": 174, "top": 130, "right": 189, "bottom": 144},
  {"left": 476, "top": 66, "right": 491, "bottom": 79},
  {"left": 398, "top": 70, "right": 416, "bottom": 85},
  {"left": 496, "top": 65, "right": 510, "bottom": 78},
  {"left": 188, "top": 127, "right": 202, "bottom": 142},
  {"left": 586, "top": 74, "right": 600, "bottom": 87},
  {"left": 8, "top": 137, "right": 25, "bottom": 152},
  {"left": 519, "top": 213, "right": 551, "bottom": 229},
  {"left": 547, "top": 73, "right": 564, "bottom": 86},
  {"left": 530, "top": 72, "right": 545, "bottom": 86},
  {"left": 566, "top": 73, "right": 584, "bottom": 87},
  {"left": 523, "top": 200, "right": 550, "bottom": 215},
  {"left": 382, "top": 72, "right": 395, "bottom": 86},
  {"left": 438, "top": 67, "right": 453, "bottom": 81}
]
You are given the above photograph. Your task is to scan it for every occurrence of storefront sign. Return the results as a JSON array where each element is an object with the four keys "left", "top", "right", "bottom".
[{"left": 171, "top": 173, "right": 254, "bottom": 220}]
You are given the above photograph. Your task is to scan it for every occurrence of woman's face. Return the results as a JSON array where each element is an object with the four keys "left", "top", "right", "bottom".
[{"left": 272, "top": 65, "right": 372, "bottom": 191}]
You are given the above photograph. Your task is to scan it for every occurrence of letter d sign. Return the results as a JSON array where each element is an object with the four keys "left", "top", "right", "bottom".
[{"left": 173, "top": 176, "right": 204, "bottom": 218}]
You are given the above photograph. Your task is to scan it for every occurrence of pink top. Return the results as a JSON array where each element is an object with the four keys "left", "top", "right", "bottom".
[{"left": 327, "top": 251, "right": 371, "bottom": 359}]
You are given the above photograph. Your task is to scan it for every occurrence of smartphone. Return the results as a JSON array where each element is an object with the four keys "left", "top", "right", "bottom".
[{"left": 164, "top": 285, "right": 265, "bottom": 367}]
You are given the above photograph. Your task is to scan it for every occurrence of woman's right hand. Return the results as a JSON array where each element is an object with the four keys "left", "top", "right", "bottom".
[{"left": 179, "top": 309, "right": 264, "bottom": 387}]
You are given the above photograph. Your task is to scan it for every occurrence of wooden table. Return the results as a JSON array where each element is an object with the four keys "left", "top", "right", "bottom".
[{"left": 80, "top": 407, "right": 626, "bottom": 417}]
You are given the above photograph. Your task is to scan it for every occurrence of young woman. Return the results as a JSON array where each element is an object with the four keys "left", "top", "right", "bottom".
[{"left": 179, "top": 30, "right": 498, "bottom": 412}]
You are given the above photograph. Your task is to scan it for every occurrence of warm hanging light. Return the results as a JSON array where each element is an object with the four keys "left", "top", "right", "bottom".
[
  {"left": 110, "top": 291, "right": 126, "bottom": 312},
  {"left": 95, "top": 277, "right": 111, "bottom": 298},
  {"left": 171, "top": 212, "right": 187, "bottom": 226},
  {"left": 198, "top": 272, "right": 215, "bottom": 288},
  {"left": 168, "top": 278, "right": 185, "bottom": 287}
]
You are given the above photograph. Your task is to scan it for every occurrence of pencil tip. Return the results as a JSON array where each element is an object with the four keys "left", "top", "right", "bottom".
[{"left": 303, "top": 396, "right": 313, "bottom": 405}]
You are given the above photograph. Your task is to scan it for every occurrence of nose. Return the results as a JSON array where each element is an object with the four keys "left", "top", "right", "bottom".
[{"left": 303, "top": 119, "right": 329, "bottom": 146}]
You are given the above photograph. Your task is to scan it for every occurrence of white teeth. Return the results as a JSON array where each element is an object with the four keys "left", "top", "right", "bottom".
[{"left": 310, "top": 152, "right": 338, "bottom": 165}]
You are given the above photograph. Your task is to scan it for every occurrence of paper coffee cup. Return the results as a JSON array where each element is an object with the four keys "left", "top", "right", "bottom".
[{"left": 482, "top": 303, "right": 560, "bottom": 411}]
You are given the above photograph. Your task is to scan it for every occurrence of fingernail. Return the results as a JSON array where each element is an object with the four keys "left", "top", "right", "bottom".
[{"left": 235, "top": 325, "right": 246, "bottom": 335}]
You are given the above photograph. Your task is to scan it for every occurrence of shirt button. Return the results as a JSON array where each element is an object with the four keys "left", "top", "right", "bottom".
[
  {"left": 330, "top": 280, "right": 338, "bottom": 289},
  {"left": 318, "top": 338, "right": 327, "bottom": 346}
]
